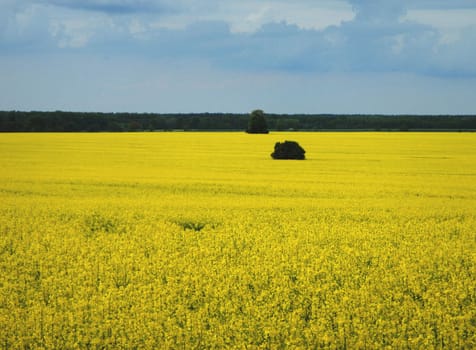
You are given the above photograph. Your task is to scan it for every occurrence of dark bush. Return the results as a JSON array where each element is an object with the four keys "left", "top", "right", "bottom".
[{"left": 271, "top": 140, "right": 306, "bottom": 160}]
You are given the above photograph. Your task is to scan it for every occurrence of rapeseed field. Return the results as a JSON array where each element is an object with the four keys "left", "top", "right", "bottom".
[{"left": 0, "top": 132, "right": 475, "bottom": 348}]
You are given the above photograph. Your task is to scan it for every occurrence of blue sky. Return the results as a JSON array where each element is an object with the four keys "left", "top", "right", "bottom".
[{"left": 1, "top": 0, "right": 475, "bottom": 114}]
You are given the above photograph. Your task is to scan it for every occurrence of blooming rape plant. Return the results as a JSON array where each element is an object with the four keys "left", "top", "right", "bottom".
[{"left": 0, "top": 132, "right": 475, "bottom": 348}]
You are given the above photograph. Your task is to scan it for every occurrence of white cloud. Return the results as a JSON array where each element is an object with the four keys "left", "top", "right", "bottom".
[
  {"left": 405, "top": 9, "right": 476, "bottom": 44},
  {"left": 349, "top": 0, "right": 406, "bottom": 22},
  {"left": 214, "top": 2, "right": 354, "bottom": 33},
  {"left": 146, "top": 1, "right": 354, "bottom": 33},
  {"left": 45, "top": 7, "right": 116, "bottom": 48},
  {"left": 49, "top": 19, "right": 91, "bottom": 48},
  {"left": 1, "top": 0, "right": 476, "bottom": 90},
  {"left": 128, "top": 19, "right": 147, "bottom": 36}
]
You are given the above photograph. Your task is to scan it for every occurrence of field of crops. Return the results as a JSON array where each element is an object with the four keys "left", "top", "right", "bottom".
[{"left": 0, "top": 132, "right": 475, "bottom": 348}]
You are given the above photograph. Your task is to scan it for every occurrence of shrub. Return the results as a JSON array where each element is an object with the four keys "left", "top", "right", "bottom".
[{"left": 271, "top": 140, "right": 306, "bottom": 160}]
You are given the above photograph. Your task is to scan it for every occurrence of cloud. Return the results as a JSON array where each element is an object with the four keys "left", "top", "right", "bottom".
[
  {"left": 408, "top": 1, "right": 476, "bottom": 10},
  {"left": 349, "top": 0, "right": 407, "bottom": 22},
  {"left": 217, "top": 1, "right": 354, "bottom": 33},
  {"left": 405, "top": 8, "right": 476, "bottom": 46},
  {"left": 49, "top": 16, "right": 116, "bottom": 48},
  {"left": 42, "top": 0, "right": 176, "bottom": 14},
  {"left": 1, "top": 0, "right": 475, "bottom": 77}
]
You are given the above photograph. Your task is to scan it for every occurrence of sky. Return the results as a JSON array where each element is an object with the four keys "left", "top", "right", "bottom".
[{"left": 1, "top": 0, "right": 476, "bottom": 114}]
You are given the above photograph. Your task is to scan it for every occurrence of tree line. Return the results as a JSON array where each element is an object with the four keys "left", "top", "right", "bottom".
[{"left": 1, "top": 111, "right": 475, "bottom": 132}]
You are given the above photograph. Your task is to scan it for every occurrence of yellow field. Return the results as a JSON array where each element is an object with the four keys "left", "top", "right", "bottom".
[{"left": 0, "top": 132, "right": 475, "bottom": 348}]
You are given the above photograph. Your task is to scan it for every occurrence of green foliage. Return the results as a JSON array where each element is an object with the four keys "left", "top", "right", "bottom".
[
  {"left": 271, "top": 140, "right": 306, "bottom": 160},
  {"left": 84, "top": 213, "right": 121, "bottom": 237},
  {"left": 1, "top": 111, "right": 476, "bottom": 132},
  {"left": 276, "top": 118, "right": 300, "bottom": 131},
  {"left": 174, "top": 218, "right": 219, "bottom": 232},
  {"left": 176, "top": 220, "right": 207, "bottom": 232},
  {"left": 246, "top": 109, "right": 269, "bottom": 134}
]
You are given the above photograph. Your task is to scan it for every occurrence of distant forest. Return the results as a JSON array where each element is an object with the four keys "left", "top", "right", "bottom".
[{"left": 1, "top": 111, "right": 476, "bottom": 132}]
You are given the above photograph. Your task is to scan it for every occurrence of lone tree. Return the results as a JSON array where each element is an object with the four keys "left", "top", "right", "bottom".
[
  {"left": 271, "top": 141, "right": 306, "bottom": 160},
  {"left": 246, "top": 109, "right": 269, "bottom": 134}
]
